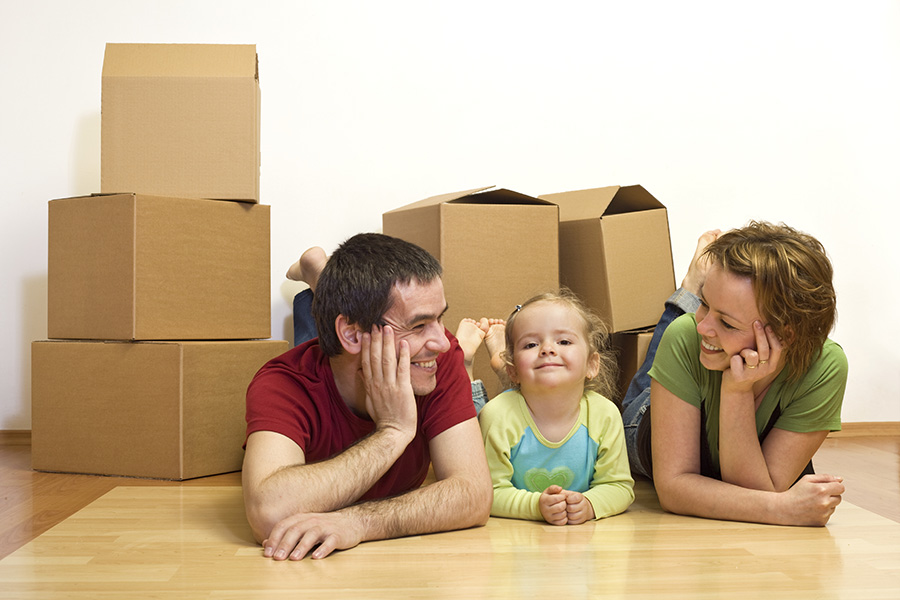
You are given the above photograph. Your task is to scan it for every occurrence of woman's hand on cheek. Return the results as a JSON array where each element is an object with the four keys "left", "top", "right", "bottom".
[{"left": 726, "top": 322, "right": 784, "bottom": 389}]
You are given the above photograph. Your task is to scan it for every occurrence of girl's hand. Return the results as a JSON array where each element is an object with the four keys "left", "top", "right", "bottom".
[
  {"left": 539, "top": 485, "right": 568, "bottom": 526},
  {"left": 564, "top": 491, "right": 595, "bottom": 525}
]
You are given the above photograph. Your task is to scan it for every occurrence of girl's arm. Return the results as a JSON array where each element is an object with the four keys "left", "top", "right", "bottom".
[
  {"left": 484, "top": 432, "right": 544, "bottom": 521},
  {"left": 650, "top": 379, "right": 843, "bottom": 526},
  {"left": 582, "top": 408, "right": 635, "bottom": 519}
]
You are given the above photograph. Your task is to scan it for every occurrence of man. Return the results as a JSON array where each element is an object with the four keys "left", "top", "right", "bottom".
[{"left": 242, "top": 233, "right": 493, "bottom": 560}]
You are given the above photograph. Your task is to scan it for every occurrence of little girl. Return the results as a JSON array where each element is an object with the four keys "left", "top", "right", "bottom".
[{"left": 477, "top": 290, "right": 634, "bottom": 525}]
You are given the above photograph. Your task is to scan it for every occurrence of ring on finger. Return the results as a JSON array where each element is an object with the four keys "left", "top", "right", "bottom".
[
  {"left": 747, "top": 364, "right": 757, "bottom": 369},
  {"left": 759, "top": 360, "right": 768, "bottom": 365}
]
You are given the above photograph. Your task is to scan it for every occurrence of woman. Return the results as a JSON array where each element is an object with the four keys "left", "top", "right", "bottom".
[{"left": 622, "top": 222, "right": 847, "bottom": 526}]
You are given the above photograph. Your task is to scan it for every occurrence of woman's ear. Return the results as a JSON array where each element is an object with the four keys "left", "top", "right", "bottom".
[
  {"left": 335, "top": 315, "right": 363, "bottom": 354},
  {"left": 781, "top": 324, "right": 796, "bottom": 347}
]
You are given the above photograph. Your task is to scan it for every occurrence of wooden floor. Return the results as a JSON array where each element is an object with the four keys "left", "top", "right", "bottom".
[{"left": 0, "top": 433, "right": 898, "bottom": 598}]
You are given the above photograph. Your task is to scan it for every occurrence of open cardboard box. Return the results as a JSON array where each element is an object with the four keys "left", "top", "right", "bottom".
[
  {"left": 48, "top": 193, "right": 270, "bottom": 341},
  {"left": 31, "top": 339, "right": 288, "bottom": 480},
  {"left": 101, "top": 43, "right": 261, "bottom": 202},
  {"left": 384, "top": 186, "right": 559, "bottom": 397},
  {"left": 539, "top": 185, "right": 675, "bottom": 333}
]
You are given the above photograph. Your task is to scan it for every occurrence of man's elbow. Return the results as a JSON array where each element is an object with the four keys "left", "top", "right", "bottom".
[
  {"left": 469, "top": 477, "right": 494, "bottom": 526},
  {"left": 244, "top": 494, "right": 288, "bottom": 545}
]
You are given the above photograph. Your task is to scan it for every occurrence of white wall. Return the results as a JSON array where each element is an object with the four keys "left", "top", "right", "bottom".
[{"left": 2, "top": 1, "right": 898, "bottom": 429}]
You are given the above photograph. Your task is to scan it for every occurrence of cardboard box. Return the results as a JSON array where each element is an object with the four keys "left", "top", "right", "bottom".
[
  {"left": 384, "top": 186, "right": 559, "bottom": 396},
  {"left": 539, "top": 185, "right": 675, "bottom": 333},
  {"left": 31, "top": 339, "right": 288, "bottom": 480},
  {"left": 101, "top": 43, "right": 261, "bottom": 202},
  {"left": 48, "top": 193, "right": 270, "bottom": 341},
  {"left": 611, "top": 327, "right": 655, "bottom": 404}
]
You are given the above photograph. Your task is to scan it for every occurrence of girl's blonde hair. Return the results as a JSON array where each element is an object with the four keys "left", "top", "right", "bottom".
[
  {"left": 703, "top": 221, "right": 836, "bottom": 381},
  {"left": 502, "top": 288, "right": 618, "bottom": 402}
]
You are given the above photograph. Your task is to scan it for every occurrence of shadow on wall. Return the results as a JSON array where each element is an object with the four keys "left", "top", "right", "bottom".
[
  {"left": 16, "top": 274, "right": 48, "bottom": 430},
  {"left": 73, "top": 112, "right": 100, "bottom": 194},
  {"left": 279, "top": 279, "right": 307, "bottom": 347}
]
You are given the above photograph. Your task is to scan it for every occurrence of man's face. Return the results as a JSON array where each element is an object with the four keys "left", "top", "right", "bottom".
[{"left": 379, "top": 278, "right": 451, "bottom": 396}]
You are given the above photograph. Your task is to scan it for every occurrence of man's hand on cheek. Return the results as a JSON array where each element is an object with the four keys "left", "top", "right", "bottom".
[{"left": 361, "top": 326, "right": 417, "bottom": 441}]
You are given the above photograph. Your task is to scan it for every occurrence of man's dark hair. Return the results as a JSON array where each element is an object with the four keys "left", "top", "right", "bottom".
[{"left": 312, "top": 233, "right": 443, "bottom": 356}]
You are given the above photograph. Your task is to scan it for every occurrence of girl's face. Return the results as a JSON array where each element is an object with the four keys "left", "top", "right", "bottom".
[
  {"left": 506, "top": 301, "right": 600, "bottom": 395},
  {"left": 694, "top": 265, "right": 764, "bottom": 371}
]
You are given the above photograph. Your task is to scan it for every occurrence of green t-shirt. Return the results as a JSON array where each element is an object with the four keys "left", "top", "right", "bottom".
[{"left": 648, "top": 313, "right": 847, "bottom": 476}]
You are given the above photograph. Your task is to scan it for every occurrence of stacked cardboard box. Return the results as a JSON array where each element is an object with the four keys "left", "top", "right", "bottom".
[
  {"left": 32, "top": 44, "right": 287, "bottom": 480},
  {"left": 538, "top": 185, "right": 675, "bottom": 334}
]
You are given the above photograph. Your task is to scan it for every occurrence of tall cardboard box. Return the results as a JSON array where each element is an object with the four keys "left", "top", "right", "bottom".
[
  {"left": 101, "top": 43, "right": 261, "bottom": 202},
  {"left": 539, "top": 185, "right": 675, "bottom": 333},
  {"left": 384, "top": 186, "right": 559, "bottom": 396},
  {"left": 48, "top": 193, "right": 270, "bottom": 341},
  {"left": 31, "top": 339, "right": 288, "bottom": 480}
]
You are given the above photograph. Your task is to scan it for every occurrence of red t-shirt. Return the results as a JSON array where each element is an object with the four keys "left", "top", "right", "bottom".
[{"left": 244, "top": 330, "right": 475, "bottom": 501}]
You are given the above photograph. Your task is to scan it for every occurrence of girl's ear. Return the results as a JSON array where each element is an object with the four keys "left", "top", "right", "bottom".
[
  {"left": 505, "top": 363, "right": 519, "bottom": 385},
  {"left": 335, "top": 315, "right": 363, "bottom": 355},
  {"left": 586, "top": 351, "right": 601, "bottom": 380}
]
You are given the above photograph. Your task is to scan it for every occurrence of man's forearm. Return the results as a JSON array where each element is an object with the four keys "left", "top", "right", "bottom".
[
  {"left": 341, "top": 470, "right": 492, "bottom": 542},
  {"left": 247, "top": 427, "right": 411, "bottom": 539}
]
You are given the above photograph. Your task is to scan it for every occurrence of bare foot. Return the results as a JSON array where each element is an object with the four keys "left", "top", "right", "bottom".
[
  {"left": 455, "top": 318, "right": 487, "bottom": 379},
  {"left": 483, "top": 319, "right": 507, "bottom": 378},
  {"left": 681, "top": 230, "right": 721, "bottom": 295},
  {"left": 286, "top": 247, "right": 328, "bottom": 292}
]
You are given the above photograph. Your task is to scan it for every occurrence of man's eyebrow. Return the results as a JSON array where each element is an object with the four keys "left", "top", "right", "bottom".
[{"left": 405, "top": 303, "right": 449, "bottom": 328}]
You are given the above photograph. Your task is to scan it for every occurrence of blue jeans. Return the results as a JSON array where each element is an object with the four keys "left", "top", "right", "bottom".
[
  {"left": 292, "top": 289, "right": 318, "bottom": 347},
  {"left": 293, "top": 289, "right": 487, "bottom": 413},
  {"left": 621, "top": 288, "right": 700, "bottom": 478}
]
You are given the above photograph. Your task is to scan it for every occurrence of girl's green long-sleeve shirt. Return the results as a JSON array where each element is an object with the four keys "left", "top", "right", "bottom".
[{"left": 479, "top": 390, "right": 634, "bottom": 521}]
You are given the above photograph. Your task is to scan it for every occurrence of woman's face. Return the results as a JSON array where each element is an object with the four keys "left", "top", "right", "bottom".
[{"left": 694, "top": 265, "right": 764, "bottom": 371}]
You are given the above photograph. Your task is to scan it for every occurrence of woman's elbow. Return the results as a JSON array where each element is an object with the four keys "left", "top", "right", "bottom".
[{"left": 654, "top": 480, "right": 688, "bottom": 516}]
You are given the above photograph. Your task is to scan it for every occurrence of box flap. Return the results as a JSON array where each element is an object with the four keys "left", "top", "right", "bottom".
[
  {"left": 606, "top": 185, "right": 665, "bottom": 215},
  {"left": 448, "top": 187, "right": 553, "bottom": 206},
  {"left": 386, "top": 186, "right": 552, "bottom": 213},
  {"left": 102, "top": 43, "right": 258, "bottom": 79},
  {"left": 384, "top": 186, "right": 495, "bottom": 213},
  {"left": 539, "top": 185, "right": 665, "bottom": 220},
  {"left": 538, "top": 186, "right": 621, "bottom": 220}
]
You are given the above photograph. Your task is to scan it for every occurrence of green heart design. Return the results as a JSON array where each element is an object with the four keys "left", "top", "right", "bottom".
[{"left": 524, "top": 466, "right": 575, "bottom": 492}]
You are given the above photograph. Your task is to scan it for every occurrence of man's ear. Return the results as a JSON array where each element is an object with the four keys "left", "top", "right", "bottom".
[{"left": 335, "top": 315, "right": 363, "bottom": 355}]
